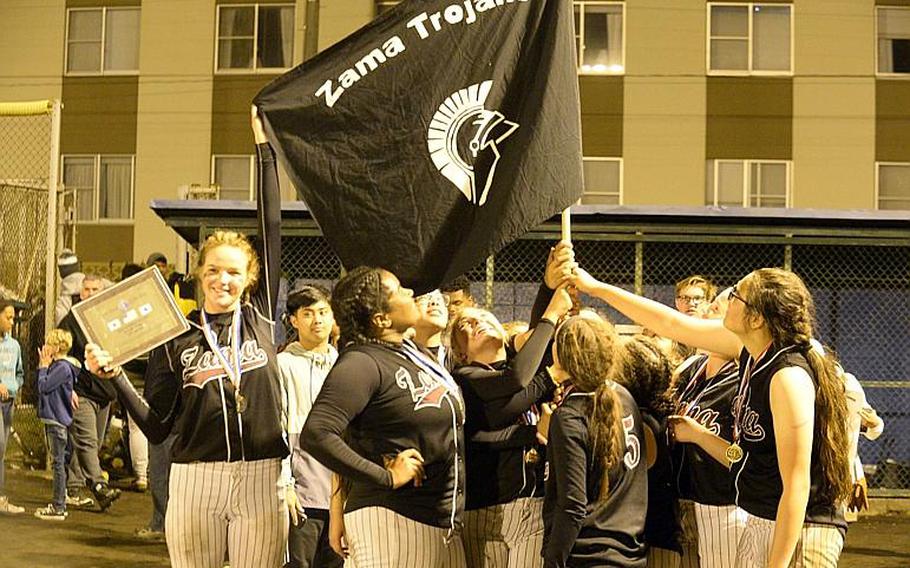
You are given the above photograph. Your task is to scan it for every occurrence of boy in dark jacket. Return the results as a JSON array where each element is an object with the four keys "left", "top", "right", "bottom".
[{"left": 35, "top": 329, "right": 79, "bottom": 521}]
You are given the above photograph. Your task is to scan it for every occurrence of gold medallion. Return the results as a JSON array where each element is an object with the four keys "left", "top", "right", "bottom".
[
  {"left": 236, "top": 392, "right": 247, "bottom": 414},
  {"left": 525, "top": 448, "right": 540, "bottom": 464},
  {"left": 725, "top": 443, "right": 744, "bottom": 464}
]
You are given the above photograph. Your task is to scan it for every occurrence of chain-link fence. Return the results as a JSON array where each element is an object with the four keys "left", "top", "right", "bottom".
[
  {"left": 0, "top": 100, "right": 61, "bottom": 468},
  {"left": 250, "top": 226, "right": 909, "bottom": 494}
]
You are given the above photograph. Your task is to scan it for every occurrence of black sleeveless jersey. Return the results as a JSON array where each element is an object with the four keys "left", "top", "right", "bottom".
[
  {"left": 672, "top": 355, "right": 739, "bottom": 506},
  {"left": 543, "top": 383, "right": 648, "bottom": 567},
  {"left": 733, "top": 346, "right": 846, "bottom": 530}
]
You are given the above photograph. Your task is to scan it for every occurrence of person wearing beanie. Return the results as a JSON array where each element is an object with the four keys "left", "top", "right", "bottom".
[{"left": 55, "top": 249, "right": 84, "bottom": 325}]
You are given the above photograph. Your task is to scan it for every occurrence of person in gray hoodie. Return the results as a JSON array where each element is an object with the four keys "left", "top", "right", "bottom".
[
  {"left": 277, "top": 284, "right": 343, "bottom": 568},
  {"left": 55, "top": 249, "right": 84, "bottom": 326}
]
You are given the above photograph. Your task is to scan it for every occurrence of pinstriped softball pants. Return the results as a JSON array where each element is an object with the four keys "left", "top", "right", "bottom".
[
  {"left": 736, "top": 515, "right": 843, "bottom": 568},
  {"left": 166, "top": 459, "right": 289, "bottom": 568},
  {"left": 462, "top": 497, "right": 544, "bottom": 568},
  {"left": 344, "top": 506, "right": 467, "bottom": 568}
]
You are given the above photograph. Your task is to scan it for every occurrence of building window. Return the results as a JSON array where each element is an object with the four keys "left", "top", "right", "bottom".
[
  {"left": 877, "top": 163, "right": 910, "bottom": 210},
  {"left": 62, "top": 155, "right": 135, "bottom": 221},
  {"left": 582, "top": 158, "right": 622, "bottom": 205},
  {"left": 213, "top": 155, "right": 255, "bottom": 200},
  {"left": 706, "top": 159, "right": 790, "bottom": 207},
  {"left": 573, "top": 2, "right": 624, "bottom": 74},
  {"left": 708, "top": 3, "right": 792, "bottom": 75},
  {"left": 216, "top": 4, "right": 295, "bottom": 72},
  {"left": 376, "top": 1, "right": 401, "bottom": 16},
  {"left": 65, "top": 7, "right": 141, "bottom": 75},
  {"left": 877, "top": 7, "right": 910, "bottom": 75}
]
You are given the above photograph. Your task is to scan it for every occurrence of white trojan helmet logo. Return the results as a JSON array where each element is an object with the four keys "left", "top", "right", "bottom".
[{"left": 427, "top": 81, "right": 519, "bottom": 206}]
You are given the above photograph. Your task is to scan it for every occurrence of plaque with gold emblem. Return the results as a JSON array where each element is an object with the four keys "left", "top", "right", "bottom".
[{"left": 71, "top": 266, "right": 190, "bottom": 367}]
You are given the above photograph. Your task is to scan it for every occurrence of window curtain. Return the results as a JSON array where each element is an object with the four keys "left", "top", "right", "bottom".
[{"left": 99, "top": 158, "right": 132, "bottom": 219}]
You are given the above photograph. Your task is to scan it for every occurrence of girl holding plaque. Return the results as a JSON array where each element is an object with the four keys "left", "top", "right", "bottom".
[
  {"left": 569, "top": 267, "right": 850, "bottom": 568},
  {"left": 86, "top": 108, "right": 289, "bottom": 568}
]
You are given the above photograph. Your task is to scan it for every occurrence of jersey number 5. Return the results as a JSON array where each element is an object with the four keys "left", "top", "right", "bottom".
[{"left": 621, "top": 414, "right": 641, "bottom": 469}]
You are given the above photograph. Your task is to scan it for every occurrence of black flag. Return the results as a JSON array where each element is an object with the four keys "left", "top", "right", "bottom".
[{"left": 255, "top": 0, "right": 582, "bottom": 293}]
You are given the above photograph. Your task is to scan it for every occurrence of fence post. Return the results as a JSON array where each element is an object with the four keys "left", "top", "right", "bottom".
[
  {"left": 44, "top": 100, "right": 61, "bottom": 334},
  {"left": 783, "top": 241, "right": 792, "bottom": 271},
  {"left": 634, "top": 237, "right": 644, "bottom": 295},
  {"left": 484, "top": 255, "right": 495, "bottom": 309}
]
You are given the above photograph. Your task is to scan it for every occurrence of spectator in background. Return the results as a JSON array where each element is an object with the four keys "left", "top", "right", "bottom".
[
  {"left": 55, "top": 249, "right": 84, "bottom": 325},
  {"left": 441, "top": 275, "right": 476, "bottom": 320},
  {"left": 674, "top": 275, "right": 716, "bottom": 318},
  {"left": 146, "top": 252, "right": 168, "bottom": 277},
  {"left": 120, "top": 263, "right": 150, "bottom": 493},
  {"left": 35, "top": 328, "right": 80, "bottom": 521},
  {"left": 59, "top": 274, "right": 121, "bottom": 511},
  {"left": 0, "top": 300, "right": 24, "bottom": 514}
]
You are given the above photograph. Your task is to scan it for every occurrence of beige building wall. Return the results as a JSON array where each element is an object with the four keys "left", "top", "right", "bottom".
[
  {"left": 622, "top": 0, "right": 706, "bottom": 205},
  {"left": 0, "top": 0, "right": 64, "bottom": 102},
  {"left": 133, "top": 0, "right": 215, "bottom": 264},
  {"left": 318, "top": 0, "right": 374, "bottom": 49},
  {"left": 792, "top": 0, "right": 876, "bottom": 209}
]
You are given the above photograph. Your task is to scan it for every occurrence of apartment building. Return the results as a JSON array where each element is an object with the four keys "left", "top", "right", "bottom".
[{"left": 1, "top": 0, "right": 908, "bottom": 263}]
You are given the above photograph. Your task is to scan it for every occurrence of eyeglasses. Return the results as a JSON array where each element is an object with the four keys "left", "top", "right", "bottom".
[
  {"left": 676, "top": 294, "right": 706, "bottom": 305},
  {"left": 729, "top": 285, "right": 750, "bottom": 307}
]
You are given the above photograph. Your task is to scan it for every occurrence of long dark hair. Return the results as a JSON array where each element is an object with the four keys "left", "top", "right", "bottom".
[
  {"left": 330, "top": 267, "right": 390, "bottom": 349},
  {"left": 741, "top": 267, "right": 850, "bottom": 506},
  {"left": 614, "top": 336, "right": 675, "bottom": 421},
  {"left": 555, "top": 316, "right": 621, "bottom": 502}
]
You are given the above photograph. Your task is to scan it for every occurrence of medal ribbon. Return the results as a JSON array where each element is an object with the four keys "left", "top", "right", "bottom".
[{"left": 201, "top": 308, "right": 243, "bottom": 393}]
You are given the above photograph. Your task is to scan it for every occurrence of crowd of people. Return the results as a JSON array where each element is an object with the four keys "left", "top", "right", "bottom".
[{"left": 0, "top": 108, "right": 886, "bottom": 568}]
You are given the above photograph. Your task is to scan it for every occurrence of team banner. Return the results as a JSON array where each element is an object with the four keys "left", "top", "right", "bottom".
[{"left": 255, "top": 0, "right": 583, "bottom": 293}]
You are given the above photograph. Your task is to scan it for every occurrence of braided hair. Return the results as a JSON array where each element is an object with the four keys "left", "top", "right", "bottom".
[
  {"left": 740, "top": 268, "right": 851, "bottom": 506},
  {"left": 331, "top": 266, "right": 394, "bottom": 349},
  {"left": 555, "top": 315, "right": 622, "bottom": 502}
]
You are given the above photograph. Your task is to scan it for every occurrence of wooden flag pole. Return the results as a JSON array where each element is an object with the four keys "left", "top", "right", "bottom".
[{"left": 560, "top": 207, "right": 571, "bottom": 243}]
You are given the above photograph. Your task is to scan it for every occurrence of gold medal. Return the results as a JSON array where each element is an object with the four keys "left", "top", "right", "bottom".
[
  {"left": 236, "top": 392, "right": 247, "bottom": 414},
  {"left": 525, "top": 448, "right": 540, "bottom": 464},
  {"left": 725, "top": 443, "right": 743, "bottom": 464}
]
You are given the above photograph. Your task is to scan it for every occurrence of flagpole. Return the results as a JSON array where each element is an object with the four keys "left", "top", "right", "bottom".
[{"left": 560, "top": 207, "right": 571, "bottom": 243}]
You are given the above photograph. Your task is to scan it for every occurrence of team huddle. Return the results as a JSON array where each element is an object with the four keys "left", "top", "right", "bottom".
[{"left": 74, "top": 111, "right": 881, "bottom": 568}]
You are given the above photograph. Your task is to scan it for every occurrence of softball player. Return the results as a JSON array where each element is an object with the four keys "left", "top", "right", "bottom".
[
  {"left": 569, "top": 267, "right": 851, "bottom": 567},
  {"left": 300, "top": 267, "right": 466, "bottom": 568},
  {"left": 542, "top": 315, "right": 648, "bottom": 567},
  {"left": 671, "top": 288, "right": 747, "bottom": 568},
  {"left": 86, "top": 109, "right": 290, "bottom": 568}
]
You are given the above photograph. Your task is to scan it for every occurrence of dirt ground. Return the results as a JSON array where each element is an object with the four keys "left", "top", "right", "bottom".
[{"left": 0, "top": 467, "right": 908, "bottom": 567}]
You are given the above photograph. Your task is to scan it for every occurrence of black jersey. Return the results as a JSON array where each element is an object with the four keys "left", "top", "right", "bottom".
[
  {"left": 301, "top": 342, "right": 466, "bottom": 531},
  {"left": 542, "top": 384, "right": 648, "bottom": 568},
  {"left": 672, "top": 354, "right": 739, "bottom": 506},
  {"left": 642, "top": 412, "right": 681, "bottom": 553},
  {"left": 111, "top": 143, "right": 288, "bottom": 464},
  {"left": 454, "top": 320, "right": 555, "bottom": 510},
  {"left": 733, "top": 345, "right": 846, "bottom": 530}
]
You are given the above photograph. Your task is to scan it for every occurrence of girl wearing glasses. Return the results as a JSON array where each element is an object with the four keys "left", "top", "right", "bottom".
[{"left": 570, "top": 268, "right": 850, "bottom": 568}]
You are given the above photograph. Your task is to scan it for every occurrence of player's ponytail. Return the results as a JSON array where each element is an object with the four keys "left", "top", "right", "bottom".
[{"left": 555, "top": 315, "right": 622, "bottom": 502}]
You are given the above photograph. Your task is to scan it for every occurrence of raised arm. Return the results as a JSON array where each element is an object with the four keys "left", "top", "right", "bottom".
[
  {"left": 572, "top": 268, "right": 742, "bottom": 359},
  {"left": 252, "top": 107, "right": 281, "bottom": 321}
]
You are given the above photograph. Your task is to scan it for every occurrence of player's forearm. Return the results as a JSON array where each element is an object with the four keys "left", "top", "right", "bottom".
[
  {"left": 111, "top": 373, "right": 174, "bottom": 444},
  {"left": 692, "top": 428, "right": 734, "bottom": 468},
  {"left": 769, "top": 483, "right": 810, "bottom": 568},
  {"left": 300, "top": 427, "right": 392, "bottom": 489}
]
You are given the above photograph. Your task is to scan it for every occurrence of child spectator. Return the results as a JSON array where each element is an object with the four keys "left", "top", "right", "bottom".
[
  {"left": 0, "top": 299, "right": 24, "bottom": 514},
  {"left": 35, "top": 329, "right": 80, "bottom": 521}
]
